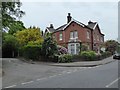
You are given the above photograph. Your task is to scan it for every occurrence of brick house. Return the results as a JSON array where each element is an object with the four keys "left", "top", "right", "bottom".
[{"left": 45, "top": 13, "right": 104, "bottom": 54}]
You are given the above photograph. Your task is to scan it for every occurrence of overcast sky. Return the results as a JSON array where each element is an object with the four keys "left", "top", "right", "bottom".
[{"left": 20, "top": 1, "right": 118, "bottom": 41}]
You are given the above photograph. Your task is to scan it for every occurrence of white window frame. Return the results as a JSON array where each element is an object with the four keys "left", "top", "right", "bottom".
[
  {"left": 101, "top": 36, "right": 103, "bottom": 42},
  {"left": 87, "top": 31, "right": 90, "bottom": 39},
  {"left": 70, "top": 32, "right": 74, "bottom": 39},
  {"left": 74, "top": 31, "right": 78, "bottom": 39},
  {"left": 70, "top": 31, "right": 78, "bottom": 39},
  {"left": 68, "top": 43, "right": 80, "bottom": 55},
  {"left": 59, "top": 32, "right": 63, "bottom": 41},
  {"left": 97, "top": 35, "right": 99, "bottom": 41}
]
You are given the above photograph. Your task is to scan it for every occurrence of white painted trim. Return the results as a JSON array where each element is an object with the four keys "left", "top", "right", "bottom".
[
  {"left": 93, "top": 23, "right": 98, "bottom": 30},
  {"left": 45, "top": 27, "right": 50, "bottom": 33},
  {"left": 68, "top": 43, "right": 80, "bottom": 55},
  {"left": 62, "top": 19, "right": 85, "bottom": 30}
]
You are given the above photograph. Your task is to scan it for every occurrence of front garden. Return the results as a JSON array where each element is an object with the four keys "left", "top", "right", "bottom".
[
  {"left": 2, "top": 27, "right": 118, "bottom": 63},
  {"left": 16, "top": 32, "right": 112, "bottom": 63}
]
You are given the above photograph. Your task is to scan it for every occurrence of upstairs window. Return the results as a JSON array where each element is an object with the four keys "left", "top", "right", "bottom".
[
  {"left": 87, "top": 31, "right": 90, "bottom": 39},
  {"left": 97, "top": 35, "right": 99, "bottom": 41},
  {"left": 70, "top": 32, "right": 74, "bottom": 39},
  {"left": 101, "top": 36, "right": 103, "bottom": 42},
  {"left": 59, "top": 32, "right": 63, "bottom": 41},
  {"left": 70, "top": 31, "right": 78, "bottom": 39},
  {"left": 74, "top": 31, "right": 78, "bottom": 38}
]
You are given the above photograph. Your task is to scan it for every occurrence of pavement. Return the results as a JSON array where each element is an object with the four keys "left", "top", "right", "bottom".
[{"left": 34, "top": 56, "right": 115, "bottom": 67}]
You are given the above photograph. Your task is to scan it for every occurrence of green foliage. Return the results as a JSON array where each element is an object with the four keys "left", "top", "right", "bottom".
[
  {"left": 101, "top": 51, "right": 112, "bottom": 58},
  {"left": 81, "top": 44, "right": 89, "bottom": 51},
  {"left": 104, "top": 40, "right": 119, "bottom": 54},
  {"left": 116, "top": 44, "right": 120, "bottom": 53},
  {"left": 2, "top": 2, "right": 25, "bottom": 29},
  {"left": 22, "top": 45, "right": 42, "bottom": 60},
  {"left": 15, "top": 27, "right": 43, "bottom": 46},
  {"left": 2, "top": 34, "right": 18, "bottom": 57},
  {"left": 80, "top": 51, "right": 96, "bottom": 60},
  {"left": 58, "top": 54, "right": 72, "bottom": 63},
  {"left": 42, "top": 33, "right": 58, "bottom": 57},
  {"left": 8, "top": 21, "right": 25, "bottom": 35}
]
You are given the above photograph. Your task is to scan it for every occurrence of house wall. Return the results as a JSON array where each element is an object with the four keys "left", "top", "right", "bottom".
[
  {"left": 53, "top": 22, "right": 104, "bottom": 53},
  {"left": 93, "top": 25, "right": 104, "bottom": 52},
  {"left": 53, "top": 22, "right": 93, "bottom": 50}
]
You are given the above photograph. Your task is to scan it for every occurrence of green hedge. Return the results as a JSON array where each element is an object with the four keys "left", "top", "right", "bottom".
[
  {"left": 101, "top": 51, "right": 112, "bottom": 59},
  {"left": 80, "top": 51, "right": 96, "bottom": 61},
  {"left": 57, "top": 54, "right": 72, "bottom": 63},
  {"left": 22, "top": 45, "right": 42, "bottom": 60}
]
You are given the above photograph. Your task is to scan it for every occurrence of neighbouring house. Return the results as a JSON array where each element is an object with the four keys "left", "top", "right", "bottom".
[{"left": 45, "top": 13, "right": 104, "bottom": 55}]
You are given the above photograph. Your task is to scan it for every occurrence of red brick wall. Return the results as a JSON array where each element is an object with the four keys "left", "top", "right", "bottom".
[
  {"left": 53, "top": 22, "right": 104, "bottom": 52},
  {"left": 92, "top": 25, "right": 104, "bottom": 52},
  {"left": 53, "top": 22, "right": 93, "bottom": 49}
]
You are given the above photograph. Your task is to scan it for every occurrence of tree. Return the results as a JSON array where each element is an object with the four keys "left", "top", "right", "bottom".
[
  {"left": 2, "top": 34, "right": 18, "bottom": 58},
  {"left": 104, "top": 40, "right": 119, "bottom": 54},
  {"left": 15, "top": 27, "right": 43, "bottom": 46},
  {"left": 2, "top": 1, "right": 25, "bottom": 30},
  {"left": 42, "top": 33, "right": 58, "bottom": 58},
  {"left": 8, "top": 21, "right": 26, "bottom": 35}
]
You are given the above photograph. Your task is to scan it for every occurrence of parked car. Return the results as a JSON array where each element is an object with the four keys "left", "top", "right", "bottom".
[{"left": 113, "top": 53, "right": 120, "bottom": 60}]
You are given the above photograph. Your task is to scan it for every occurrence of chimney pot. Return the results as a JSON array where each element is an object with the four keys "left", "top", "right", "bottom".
[
  {"left": 67, "top": 13, "right": 72, "bottom": 23},
  {"left": 88, "top": 20, "right": 93, "bottom": 24},
  {"left": 50, "top": 24, "right": 54, "bottom": 28}
]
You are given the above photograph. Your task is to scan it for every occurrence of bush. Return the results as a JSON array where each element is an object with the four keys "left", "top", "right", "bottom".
[
  {"left": 101, "top": 51, "right": 112, "bottom": 58},
  {"left": 80, "top": 51, "right": 96, "bottom": 61},
  {"left": 57, "top": 45, "right": 68, "bottom": 55},
  {"left": 41, "top": 34, "right": 58, "bottom": 57},
  {"left": 58, "top": 54, "right": 72, "bottom": 63},
  {"left": 22, "top": 45, "right": 42, "bottom": 60},
  {"left": 2, "top": 34, "right": 19, "bottom": 58}
]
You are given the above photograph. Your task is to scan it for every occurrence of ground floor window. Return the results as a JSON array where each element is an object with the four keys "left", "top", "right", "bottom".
[{"left": 68, "top": 43, "right": 80, "bottom": 55}]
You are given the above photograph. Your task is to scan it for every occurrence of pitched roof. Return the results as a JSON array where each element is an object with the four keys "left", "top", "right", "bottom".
[
  {"left": 46, "top": 27, "right": 56, "bottom": 33},
  {"left": 56, "top": 24, "right": 67, "bottom": 31},
  {"left": 87, "top": 22, "right": 104, "bottom": 36},
  {"left": 87, "top": 22, "right": 97, "bottom": 30},
  {"left": 55, "top": 18, "right": 86, "bottom": 32}
]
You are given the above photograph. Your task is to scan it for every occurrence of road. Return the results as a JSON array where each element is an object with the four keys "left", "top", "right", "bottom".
[{"left": 3, "top": 58, "right": 119, "bottom": 88}]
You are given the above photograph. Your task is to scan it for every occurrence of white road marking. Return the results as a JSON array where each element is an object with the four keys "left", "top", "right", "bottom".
[
  {"left": 36, "top": 78, "right": 47, "bottom": 81},
  {"left": 21, "top": 81, "right": 34, "bottom": 85},
  {"left": 106, "top": 77, "right": 120, "bottom": 88},
  {"left": 58, "top": 74, "right": 62, "bottom": 75},
  {"left": 4, "top": 85, "right": 17, "bottom": 88},
  {"left": 48, "top": 75, "right": 57, "bottom": 78},
  {"left": 66, "top": 72, "right": 71, "bottom": 74}
]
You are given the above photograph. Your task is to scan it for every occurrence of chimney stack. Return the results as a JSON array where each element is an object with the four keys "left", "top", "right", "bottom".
[
  {"left": 88, "top": 20, "right": 93, "bottom": 24},
  {"left": 67, "top": 13, "right": 72, "bottom": 23},
  {"left": 50, "top": 24, "right": 54, "bottom": 28}
]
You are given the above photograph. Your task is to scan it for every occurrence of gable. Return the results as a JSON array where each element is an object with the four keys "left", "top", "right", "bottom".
[
  {"left": 63, "top": 20, "right": 86, "bottom": 31},
  {"left": 95, "top": 24, "right": 104, "bottom": 36}
]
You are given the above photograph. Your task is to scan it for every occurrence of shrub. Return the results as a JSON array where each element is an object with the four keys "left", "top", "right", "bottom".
[
  {"left": 101, "top": 51, "right": 112, "bottom": 58},
  {"left": 57, "top": 45, "right": 68, "bottom": 55},
  {"left": 22, "top": 45, "right": 42, "bottom": 60},
  {"left": 81, "top": 44, "right": 89, "bottom": 51},
  {"left": 41, "top": 34, "right": 58, "bottom": 58},
  {"left": 2, "top": 34, "right": 19, "bottom": 58},
  {"left": 80, "top": 51, "right": 96, "bottom": 61},
  {"left": 58, "top": 54, "right": 72, "bottom": 63}
]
